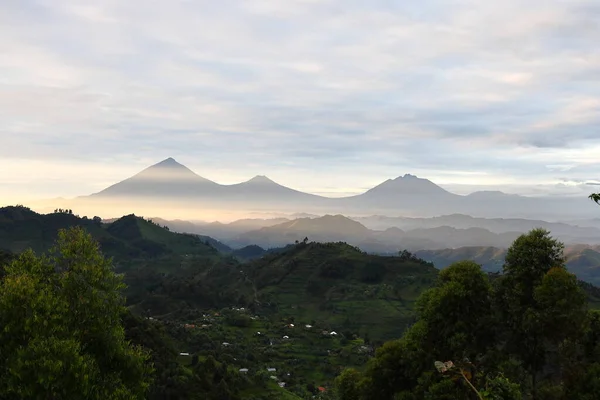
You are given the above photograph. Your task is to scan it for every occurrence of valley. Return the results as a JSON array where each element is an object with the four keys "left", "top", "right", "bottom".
[{"left": 2, "top": 161, "right": 600, "bottom": 400}]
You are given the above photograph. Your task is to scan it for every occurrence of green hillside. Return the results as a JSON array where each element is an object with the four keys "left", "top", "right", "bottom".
[
  {"left": 246, "top": 242, "right": 438, "bottom": 341},
  {"left": 0, "top": 206, "right": 108, "bottom": 254},
  {"left": 5, "top": 208, "right": 600, "bottom": 398},
  {"left": 0, "top": 206, "right": 219, "bottom": 260}
]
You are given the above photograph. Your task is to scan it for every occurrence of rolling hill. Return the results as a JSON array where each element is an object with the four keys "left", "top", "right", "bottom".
[
  {"left": 229, "top": 214, "right": 524, "bottom": 251},
  {"left": 415, "top": 245, "right": 600, "bottom": 285},
  {"left": 354, "top": 214, "right": 600, "bottom": 244},
  {"left": 237, "top": 241, "right": 438, "bottom": 341},
  {"left": 0, "top": 206, "right": 438, "bottom": 341},
  {"left": 0, "top": 205, "right": 221, "bottom": 260}
]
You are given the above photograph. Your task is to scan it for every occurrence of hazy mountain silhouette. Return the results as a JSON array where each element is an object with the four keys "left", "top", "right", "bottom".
[
  {"left": 233, "top": 214, "right": 372, "bottom": 247},
  {"left": 91, "top": 158, "right": 220, "bottom": 198},
  {"left": 353, "top": 214, "right": 600, "bottom": 244},
  {"left": 363, "top": 174, "right": 455, "bottom": 197},
  {"left": 228, "top": 214, "right": 527, "bottom": 251},
  {"left": 224, "top": 175, "right": 323, "bottom": 205},
  {"left": 70, "top": 158, "right": 597, "bottom": 220},
  {"left": 415, "top": 245, "right": 600, "bottom": 285}
]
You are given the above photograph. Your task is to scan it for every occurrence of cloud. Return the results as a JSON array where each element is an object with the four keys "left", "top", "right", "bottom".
[{"left": 0, "top": 0, "right": 599, "bottom": 200}]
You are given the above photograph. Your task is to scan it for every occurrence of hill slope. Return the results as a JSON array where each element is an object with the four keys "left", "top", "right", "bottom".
[
  {"left": 231, "top": 215, "right": 526, "bottom": 252},
  {"left": 416, "top": 245, "right": 600, "bottom": 285},
  {"left": 0, "top": 206, "right": 220, "bottom": 261},
  {"left": 244, "top": 242, "right": 438, "bottom": 341}
]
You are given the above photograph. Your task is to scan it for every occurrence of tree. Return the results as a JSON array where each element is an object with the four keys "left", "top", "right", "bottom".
[
  {"left": 590, "top": 193, "right": 600, "bottom": 205},
  {"left": 534, "top": 267, "right": 587, "bottom": 345},
  {"left": 356, "top": 261, "right": 495, "bottom": 400},
  {"left": 0, "top": 227, "right": 153, "bottom": 399},
  {"left": 335, "top": 368, "right": 361, "bottom": 400},
  {"left": 496, "top": 229, "right": 586, "bottom": 399},
  {"left": 417, "top": 260, "right": 494, "bottom": 361}
]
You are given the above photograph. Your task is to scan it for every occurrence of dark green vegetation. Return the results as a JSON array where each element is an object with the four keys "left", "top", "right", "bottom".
[
  {"left": 247, "top": 242, "right": 436, "bottom": 341},
  {"left": 334, "top": 228, "right": 600, "bottom": 399},
  {"left": 0, "top": 206, "right": 219, "bottom": 259},
  {"left": 0, "top": 206, "right": 438, "bottom": 399},
  {"left": 0, "top": 227, "right": 152, "bottom": 399},
  {"left": 2, "top": 204, "right": 600, "bottom": 399}
]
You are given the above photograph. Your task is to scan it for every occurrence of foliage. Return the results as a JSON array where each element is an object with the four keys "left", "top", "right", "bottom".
[
  {"left": 4, "top": 208, "right": 600, "bottom": 399},
  {"left": 417, "top": 261, "right": 494, "bottom": 361},
  {"left": 336, "top": 229, "right": 595, "bottom": 400},
  {"left": 0, "top": 227, "right": 152, "bottom": 399},
  {"left": 334, "top": 368, "right": 362, "bottom": 400},
  {"left": 495, "top": 229, "right": 585, "bottom": 399}
]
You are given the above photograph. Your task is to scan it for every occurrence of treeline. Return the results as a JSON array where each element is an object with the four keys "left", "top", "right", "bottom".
[{"left": 334, "top": 228, "right": 600, "bottom": 400}]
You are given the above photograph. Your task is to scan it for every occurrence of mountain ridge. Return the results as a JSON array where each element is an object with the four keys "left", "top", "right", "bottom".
[{"left": 39, "top": 158, "right": 599, "bottom": 221}]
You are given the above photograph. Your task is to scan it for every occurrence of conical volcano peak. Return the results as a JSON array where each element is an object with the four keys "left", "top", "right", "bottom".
[
  {"left": 365, "top": 173, "right": 451, "bottom": 196},
  {"left": 248, "top": 175, "right": 275, "bottom": 184},
  {"left": 153, "top": 157, "right": 185, "bottom": 168},
  {"left": 92, "top": 157, "right": 217, "bottom": 197}
]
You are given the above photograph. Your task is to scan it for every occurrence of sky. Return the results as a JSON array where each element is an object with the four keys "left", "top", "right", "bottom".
[{"left": 1, "top": 0, "right": 599, "bottom": 203}]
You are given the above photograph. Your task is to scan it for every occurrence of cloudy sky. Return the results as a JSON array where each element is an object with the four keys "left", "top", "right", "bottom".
[{"left": 1, "top": 0, "right": 599, "bottom": 202}]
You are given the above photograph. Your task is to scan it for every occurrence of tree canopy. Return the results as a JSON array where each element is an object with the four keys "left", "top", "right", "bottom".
[
  {"left": 335, "top": 229, "right": 595, "bottom": 400},
  {"left": 0, "top": 227, "right": 153, "bottom": 400}
]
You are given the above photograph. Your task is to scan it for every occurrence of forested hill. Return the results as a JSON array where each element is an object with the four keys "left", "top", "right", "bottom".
[
  {"left": 0, "top": 205, "right": 220, "bottom": 259},
  {"left": 0, "top": 205, "right": 439, "bottom": 342},
  {"left": 243, "top": 242, "right": 437, "bottom": 340}
]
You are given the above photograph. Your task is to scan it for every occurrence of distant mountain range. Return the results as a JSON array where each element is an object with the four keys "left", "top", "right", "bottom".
[
  {"left": 3, "top": 205, "right": 600, "bottom": 287},
  {"left": 46, "top": 157, "right": 599, "bottom": 221},
  {"left": 226, "top": 215, "right": 524, "bottom": 252},
  {"left": 139, "top": 212, "right": 600, "bottom": 249},
  {"left": 415, "top": 245, "right": 600, "bottom": 286}
]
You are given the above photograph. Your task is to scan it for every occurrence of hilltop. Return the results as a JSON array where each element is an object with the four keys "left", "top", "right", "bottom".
[
  {"left": 243, "top": 242, "right": 438, "bottom": 341},
  {"left": 0, "top": 205, "right": 219, "bottom": 260}
]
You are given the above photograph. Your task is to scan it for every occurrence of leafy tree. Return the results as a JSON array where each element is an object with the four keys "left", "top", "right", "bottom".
[
  {"left": 534, "top": 267, "right": 587, "bottom": 344},
  {"left": 0, "top": 227, "right": 153, "bottom": 399},
  {"left": 496, "top": 229, "right": 586, "bottom": 399},
  {"left": 334, "top": 368, "right": 361, "bottom": 400},
  {"left": 590, "top": 193, "right": 600, "bottom": 204},
  {"left": 355, "top": 260, "right": 495, "bottom": 399},
  {"left": 417, "top": 260, "right": 494, "bottom": 361}
]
